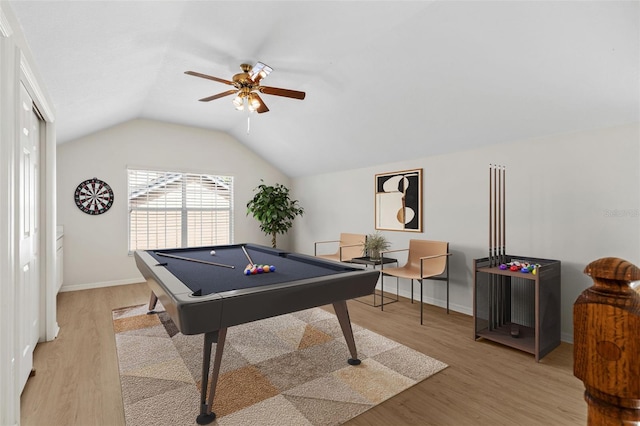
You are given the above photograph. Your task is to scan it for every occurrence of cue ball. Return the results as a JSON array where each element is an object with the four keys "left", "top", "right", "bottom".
[{"left": 210, "top": 250, "right": 216, "bottom": 255}]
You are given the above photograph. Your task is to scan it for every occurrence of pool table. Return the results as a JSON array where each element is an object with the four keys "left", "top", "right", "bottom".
[{"left": 134, "top": 243, "right": 379, "bottom": 424}]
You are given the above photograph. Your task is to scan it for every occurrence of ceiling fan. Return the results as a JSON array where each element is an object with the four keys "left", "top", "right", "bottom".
[{"left": 185, "top": 62, "right": 306, "bottom": 114}]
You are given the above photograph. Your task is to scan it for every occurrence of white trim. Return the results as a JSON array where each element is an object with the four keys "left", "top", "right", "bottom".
[
  {"left": 19, "top": 51, "right": 58, "bottom": 343},
  {"left": 19, "top": 52, "right": 54, "bottom": 122},
  {"left": 0, "top": 29, "right": 18, "bottom": 426},
  {"left": 0, "top": 7, "right": 13, "bottom": 38},
  {"left": 392, "top": 286, "right": 472, "bottom": 316},
  {"left": 59, "top": 277, "right": 145, "bottom": 293},
  {"left": 43, "top": 122, "right": 59, "bottom": 340}
]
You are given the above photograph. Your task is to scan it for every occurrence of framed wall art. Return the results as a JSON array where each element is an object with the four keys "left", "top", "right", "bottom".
[{"left": 375, "top": 168, "right": 422, "bottom": 232}]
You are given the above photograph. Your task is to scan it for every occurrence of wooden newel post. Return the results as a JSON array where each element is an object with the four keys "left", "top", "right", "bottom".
[{"left": 574, "top": 257, "right": 640, "bottom": 425}]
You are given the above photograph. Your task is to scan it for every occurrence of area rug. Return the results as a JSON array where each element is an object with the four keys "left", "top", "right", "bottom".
[{"left": 113, "top": 304, "right": 447, "bottom": 426}]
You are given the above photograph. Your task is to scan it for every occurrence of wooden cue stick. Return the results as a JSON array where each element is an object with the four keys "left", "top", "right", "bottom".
[
  {"left": 241, "top": 246, "right": 254, "bottom": 266},
  {"left": 496, "top": 165, "right": 500, "bottom": 326},
  {"left": 496, "top": 166, "right": 502, "bottom": 265},
  {"left": 155, "top": 252, "right": 235, "bottom": 269},
  {"left": 502, "top": 165, "right": 506, "bottom": 262},
  {"left": 488, "top": 164, "right": 494, "bottom": 330},
  {"left": 493, "top": 165, "right": 497, "bottom": 266},
  {"left": 489, "top": 164, "right": 493, "bottom": 266}
]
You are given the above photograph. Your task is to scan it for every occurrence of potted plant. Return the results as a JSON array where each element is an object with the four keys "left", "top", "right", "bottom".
[
  {"left": 364, "top": 232, "right": 390, "bottom": 260},
  {"left": 246, "top": 181, "right": 304, "bottom": 248}
]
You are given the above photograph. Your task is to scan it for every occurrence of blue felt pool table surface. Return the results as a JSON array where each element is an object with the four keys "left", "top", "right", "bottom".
[
  {"left": 146, "top": 243, "right": 347, "bottom": 296},
  {"left": 134, "top": 243, "right": 379, "bottom": 335}
]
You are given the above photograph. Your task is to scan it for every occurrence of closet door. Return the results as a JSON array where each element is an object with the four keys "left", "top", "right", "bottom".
[{"left": 17, "top": 82, "right": 40, "bottom": 392}]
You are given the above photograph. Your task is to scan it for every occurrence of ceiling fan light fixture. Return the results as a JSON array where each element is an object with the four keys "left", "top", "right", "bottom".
[
  {"left": 250, "top": 62, "right": 272, "bottom": 83},
  {"left": 232, "top": 95, "right": 244, "bottom": 110},
  {"left": 248, "top": 93, "right": 261, "bottom": 111}
]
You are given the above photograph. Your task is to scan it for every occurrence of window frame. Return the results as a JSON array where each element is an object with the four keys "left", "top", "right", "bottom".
[{"left": 127, "top": 168, "right": 234, "bottom": 253}]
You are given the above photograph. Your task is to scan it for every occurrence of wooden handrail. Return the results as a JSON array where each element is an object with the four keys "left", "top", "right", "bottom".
[{"left": 573, "top": 257, "right": 640, "bottom": 425}]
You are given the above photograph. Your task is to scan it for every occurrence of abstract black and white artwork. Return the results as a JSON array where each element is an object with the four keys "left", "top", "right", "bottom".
[{"left": 375, "top": 168, "right": 422, "bottom": 232}]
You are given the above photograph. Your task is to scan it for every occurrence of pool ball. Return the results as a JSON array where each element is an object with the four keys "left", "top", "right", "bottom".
[{"left": 210, "top": 250, "right": 216, "bottom": 255}]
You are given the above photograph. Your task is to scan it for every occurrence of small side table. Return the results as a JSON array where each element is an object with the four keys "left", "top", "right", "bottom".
[{"left": 350, "top": 256, "right": 398, "bottom": 309}]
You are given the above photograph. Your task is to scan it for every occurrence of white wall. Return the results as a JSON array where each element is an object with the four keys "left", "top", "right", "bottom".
[
  {"left": 56, "top": 118, "right": 291, "bottom": 290},
  {"left": 55, "top": 117, "right": 639, "bottom": 340},
  {"left": 292, "top": 123, "right": 640, "bottom": 342}
]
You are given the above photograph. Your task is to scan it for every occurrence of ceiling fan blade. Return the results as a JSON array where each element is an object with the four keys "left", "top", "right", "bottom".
[
  {"left": 254, "top": 93, "right": 269, "bottom": 113},
  {"left": 185, "top": 70, "right": 234, "bottom": 86},
  {"left": 260, "top": 86, "right": 306, "bottom": 100},
  {"left": 198, "top": 89, "right": 238, "bottom": 102}
]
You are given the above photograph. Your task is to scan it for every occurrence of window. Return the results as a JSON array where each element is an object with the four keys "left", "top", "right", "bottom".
[{"left": 128, "top": 169, "right": 233, "bottom": 252}]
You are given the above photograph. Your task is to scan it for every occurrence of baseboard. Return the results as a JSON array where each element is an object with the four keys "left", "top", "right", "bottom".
[
  {"left": 561, "top": 331, "right": 573, "bottom": 344},
  {"left": 376, "top": 283, "right": 572, "bottom": 344},
  {"left": 60, "top": 276, "right": 574, "bottom": 343},
  {"left": 59, "top": 277, "right": 144, "bottom": 292},
  {"left": 374, "top": 282, "right": 472, "bottom": 316},
  {"left": 396, "top": 288, "right": 473, "bottom": 316}
]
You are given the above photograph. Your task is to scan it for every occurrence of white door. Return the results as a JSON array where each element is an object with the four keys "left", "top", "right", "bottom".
[{"left": 17, "top": 82, "right": 40, "bottom": 392}]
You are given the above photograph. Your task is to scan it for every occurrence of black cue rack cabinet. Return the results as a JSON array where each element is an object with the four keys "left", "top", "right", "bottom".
[{"left": 473, "top": 255, "right": 561, "bottom": 361}]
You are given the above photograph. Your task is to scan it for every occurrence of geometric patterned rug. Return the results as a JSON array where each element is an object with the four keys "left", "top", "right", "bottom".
[{"left": 113, "top": 304, "right": 447, "bottom": 426}]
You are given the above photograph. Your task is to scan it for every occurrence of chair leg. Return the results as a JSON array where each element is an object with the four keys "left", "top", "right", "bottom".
[
  {"left": 411, "top": 279, "right": 414, "bottom": 303},
  {"left": 381, "top": 273, "right": 385, "bottom": 312},
  {"left": 446, "top": 274, "right": 450, "bottom": 314},
  {"left": 446, "top": 256, "right": 450, "bottom": 314},
  {"left": 419, "top": 279, "right": 423, "bottom": 325}
]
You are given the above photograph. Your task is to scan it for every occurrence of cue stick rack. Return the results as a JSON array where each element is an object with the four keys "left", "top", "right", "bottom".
[{"left": 473, "top": 164, "right": 561, "bottom": 361}]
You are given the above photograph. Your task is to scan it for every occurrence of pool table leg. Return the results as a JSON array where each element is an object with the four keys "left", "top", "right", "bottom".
[
  {"left": 147, "top": 291, "right": 158, "bottom": 313},
  {"left": 196, "top": 328, "right": 227, "bottom": 425},
  {"left": 332, "top": 300, "right": 361, "bottom": 366}
]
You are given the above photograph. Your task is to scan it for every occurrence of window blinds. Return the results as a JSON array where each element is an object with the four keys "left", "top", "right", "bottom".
[{"left": 128, "top": 169, "right": 233, "bottom": 252}]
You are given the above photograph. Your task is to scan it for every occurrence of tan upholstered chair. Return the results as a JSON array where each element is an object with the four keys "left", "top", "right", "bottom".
[
  {"left": 314, "top": 233, "right": 366, "bottom": 263},
  {"left": 381, "top": 239, "right": 451, "bottom": 324}
]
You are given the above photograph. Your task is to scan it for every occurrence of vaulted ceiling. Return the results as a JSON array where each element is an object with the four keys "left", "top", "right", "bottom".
[{"left": 8, "top": 1, "right": 639, "bottom": 177}]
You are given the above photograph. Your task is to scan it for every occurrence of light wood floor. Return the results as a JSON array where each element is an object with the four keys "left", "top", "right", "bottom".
[{"left": 21, "top": 283, "right": 587, "bottom": 425}]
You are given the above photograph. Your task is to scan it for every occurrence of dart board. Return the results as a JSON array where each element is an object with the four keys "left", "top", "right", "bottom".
[{"left": 74, "top": 177, "right": 114, "bottom": 215}]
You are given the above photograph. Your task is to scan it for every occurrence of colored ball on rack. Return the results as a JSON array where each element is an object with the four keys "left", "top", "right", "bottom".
[
  {"left": 244, "top": 269, "right": 251, "bottom": 275},
  {"left": 510, "top": 265, "right": 518, "bottom": 271},
  {"left": 251, "top": 268, "right": 258, "bottom": 275},
  {"left": 263, "top": 265, "right": 270, "bottom": 273},
  {"left": 270, "top": 265, "right": 276, "bottom": 272},
  {"left": 499, "top": 264, "right": 508, "bottom": 270},
  {"left": 520, "top": 267, "right": 529, "bottom": 273}
]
